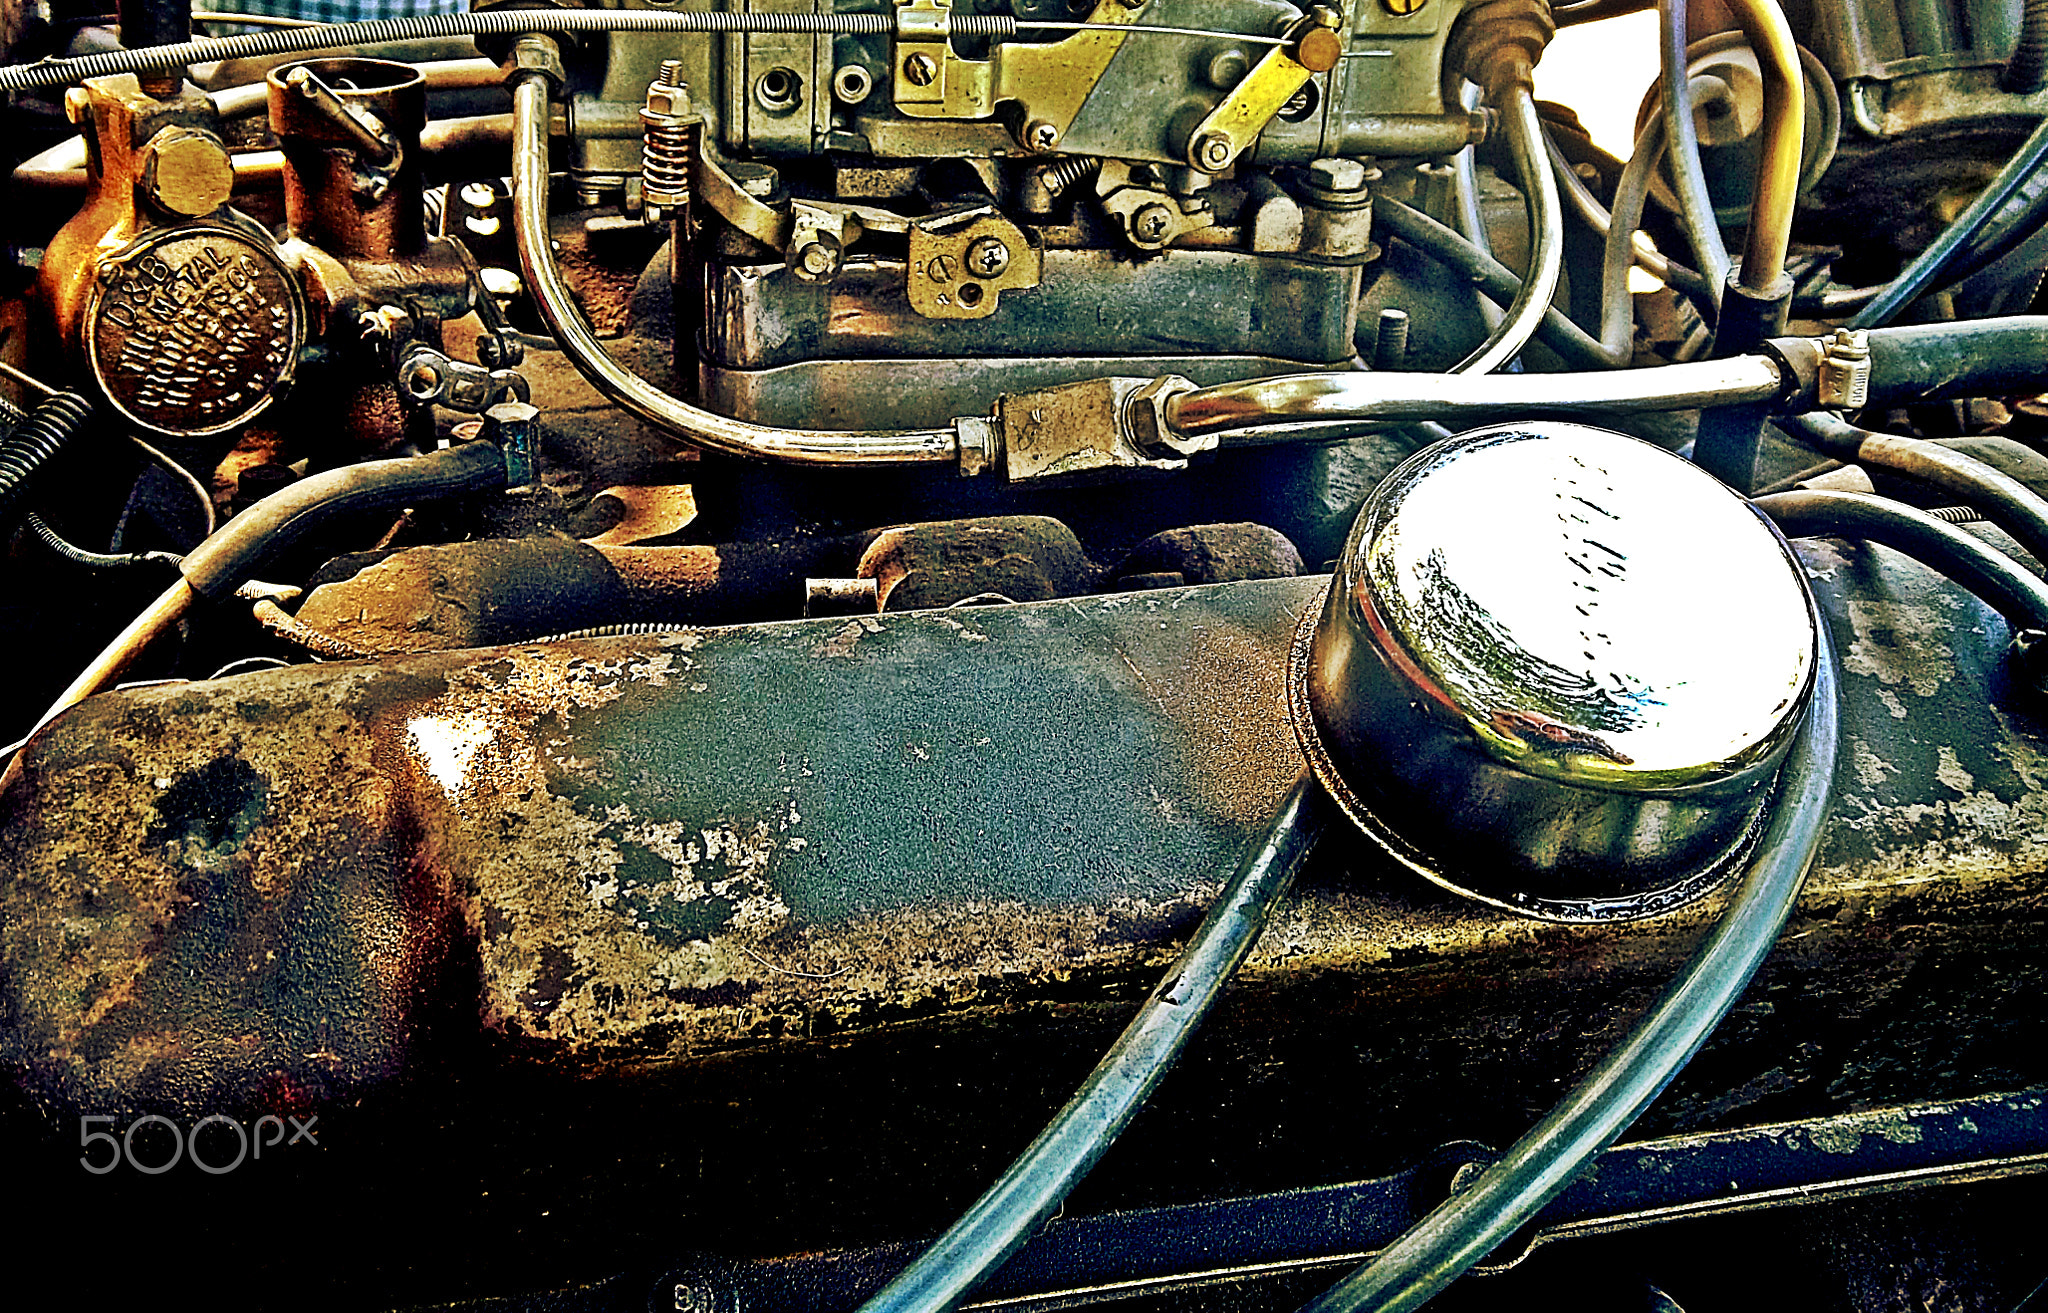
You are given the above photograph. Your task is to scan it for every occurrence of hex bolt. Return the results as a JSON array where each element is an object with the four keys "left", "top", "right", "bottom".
[
  {"left": 138, "top": 126, "right": 233, "bottom": 219},
  {"left": 1307, "top": 157, "right": 1369, "bottom": 193},
  {"left": 1193, "top": 132, "right": 1234, "bottom": 172},
  {"left": 965, "top": 236, "right": 1011, "bottom": 278},
  {"left": 1132, "top": 203, "right": 1175, "bottom": 243},
  {"left": 1372, "top": 309, "right": 1410, "bottom": 371},
  {"left": 903, "top": 52, "right": 939, "bottom": 87}
]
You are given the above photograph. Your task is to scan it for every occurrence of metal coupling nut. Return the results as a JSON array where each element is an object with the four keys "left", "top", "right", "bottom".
[
  {"left": 1124, "top": 375, "right": 1205, "bottom": 458},
  {"left": 1817, "top": 328, "right": 1871, "bottom": 411},
  {"left": 483, "top": 400, "right": 542, "bottom": 492},
  {"left": 504, "top": 35, "right": 567, "bottom": 90}
]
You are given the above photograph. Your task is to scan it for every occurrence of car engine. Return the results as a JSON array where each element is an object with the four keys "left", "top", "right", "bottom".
[{"left": 3, "top": 0, "right": 2048, "bottom": 1309}]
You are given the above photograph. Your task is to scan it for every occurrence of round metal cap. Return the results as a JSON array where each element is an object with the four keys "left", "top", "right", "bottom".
[{"left": 1291, "top": 422, "right": 1818, "bottom": 921}]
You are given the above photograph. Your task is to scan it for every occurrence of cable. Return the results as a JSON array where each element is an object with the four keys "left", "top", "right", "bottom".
[
  {"left": 22, "top": 511, "right": 182, "bottom": 569},
  {"left": 1853, "top": 114, "right": 2048, "bottom": 329},
  {"left": 508, "top": 58, "right": 960, "bottom": 468},
  {"left": 1453, "top": 87, "right": 1564, "bottom": 375},
  {"left": 0, "top": 390, "right": 96, "bottom": 531},
  {"left": 128, "top": 434, "right": 217, "bottom": 541},
  {"left": 1295, "top": 589, "right": 1838, "bottom": 1313},
  {"left": 857, "top": 774, "right": 1328, "bottom": 1313},
  {"left": 1372, "top": 199, "right": 1618, "bottom": 369},
  {"left": 1754, "top": 491, "right": 2048, "bottom": 635},
  {"left": 528, "top": 622, "right": 696, "bottom": 643},
  {"left": 2008, "top": 0, "right": 2048, "bottom": 94}
]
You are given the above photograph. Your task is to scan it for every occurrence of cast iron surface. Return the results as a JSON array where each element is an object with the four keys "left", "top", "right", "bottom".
[{"left": 2, "top": 535, "right": 2045, "bottom": 1307}]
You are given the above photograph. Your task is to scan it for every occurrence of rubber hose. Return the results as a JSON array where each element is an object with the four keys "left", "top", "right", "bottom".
[
  {"left": 0, "top": 391, "right": 94, "bottom": 530},
  {"left": 180, "top": 440, "right": 508, "bottom": 602},
  {"left": 1754, "top": 490, "right": 2048, "bottom": 634},
  {"left": 1294, "top": 598, "right": 1838, "bottom": 1313}
]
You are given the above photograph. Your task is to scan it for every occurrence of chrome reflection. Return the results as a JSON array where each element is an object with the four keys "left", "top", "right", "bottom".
[{"left": 1295, "top": 422, "right": 1819, "bottom": 922}]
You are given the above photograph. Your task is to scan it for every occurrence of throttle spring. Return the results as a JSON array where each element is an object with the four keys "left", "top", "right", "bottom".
[{"left": 641, "top": 60, "right": 696, "bottom": 212}]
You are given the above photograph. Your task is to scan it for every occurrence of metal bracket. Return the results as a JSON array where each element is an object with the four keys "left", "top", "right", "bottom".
[
  {"left": 907, "top": 205, "right": 1042, "bottom": 319},
  {"left": 995, "top": 375, "right": 1213, "bottom": 483},
  {"left": 1183, "top": 7, "right": 1344, "bottom": 172},
  {"left": 397, "top": 344, "right": 532, "bottom": 415},
  {"left": 892, "top": 0, "right": 1149, "bottom": 153}
]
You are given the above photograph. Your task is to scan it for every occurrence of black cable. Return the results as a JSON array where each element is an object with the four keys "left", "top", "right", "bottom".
[
  {"left": 854, "top": 775, "right": 1328, "bottom": 1313},
  {"left": 22, "top": 510, "right": 181, "bottom": 569},
  {"left": 179, "top": 441, "right": 509, "bottom": 602},
  {"left": 1291, "top": 600, "right": 1838, "bottom": 1313},
  {"left": 2009, "top": 0, "right": 2048, "bottom": 93}
]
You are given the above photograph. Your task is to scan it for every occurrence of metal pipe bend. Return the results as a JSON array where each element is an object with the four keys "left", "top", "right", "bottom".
[{"left": 508, "top": 69, "right": 960, "bottom": 469}]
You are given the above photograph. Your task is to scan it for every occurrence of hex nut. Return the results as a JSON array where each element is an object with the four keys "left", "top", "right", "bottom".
[
  {"left": 1124, "top": 375, "right": 1201, "bottom": 456},
  {"left": 1307, "top": 157, "right": 1370, "bottom": 193},
  {"left": 1193, "top": 132, "right": 1234, "bottom": 172},
  {"left": 139, "top": 128, "right": 234, "bottom": 220}
]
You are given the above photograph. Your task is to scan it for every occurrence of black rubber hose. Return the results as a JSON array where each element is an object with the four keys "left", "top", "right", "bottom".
[
  {"left": 1771, "top": 317, "right": 2048, "bottom": 410},
  {"left": 1853, "top": 118, "right": 2048, "bottom": 328},
  {"left": 180, "top": 441, "right": 509, "bottom": 602},
  {"left": 2008, "top": 0, "right": 2048, "bottom": 93},
  {"left": 855, "top": 775, "right": 1329, "bottom": 1313},
  {"left": 1292, "top": 597, "right": 1838, "bottom": 1313},
  {"left": 0, "top": 391, "right": 95, "bottom": 531},
  {"left": 1754, "top": 491, "right": 2048, "bottom": 635}
]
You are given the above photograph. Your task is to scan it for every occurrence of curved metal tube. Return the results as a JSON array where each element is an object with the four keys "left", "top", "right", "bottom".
[
  {"left": 1452, "top": 88, "right": 1564, "bottom": 375},
  {"left": 508, "top": 74, "right": 959, "bottom": 468},
  {"left": 1165, "top": 356, "right": 1788, "bottom": 444},
  {"left": 1295, "top": 595, "right": 1840, "bottom": 1313},
  {"left": 1658, "top": 0, "right": 1732, "bottom": 287},
  {"left": 1721, "top": 0, "right": 1804, "bottom": 293},
  {"left": 856, "top": 775, "right": 1328, "bottom": 1313}
]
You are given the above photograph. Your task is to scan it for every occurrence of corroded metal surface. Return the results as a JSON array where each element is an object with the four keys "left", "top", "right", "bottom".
[{"left": 2, "top": 545, "right": 2046, "bottom": 1147}]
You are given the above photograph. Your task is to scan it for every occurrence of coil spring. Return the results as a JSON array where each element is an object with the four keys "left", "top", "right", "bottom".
[
  {"left": 0, "top": 391, "right": 93, "bottom": 530},
  {"left": 641, "top": 60, "right": 695, "bottom": 210},
  {"left": 529, "top": 622, "right": 697, "bottom": 644},
  {"left": 1928, "top": 504, "right": 1987, "bottom": 525},
  {"left": 0, "top": 11, "right": 1019, "bottom": 93},
  {"left": 1038, "top": 156, "right": 1102, "bottom": 198}
]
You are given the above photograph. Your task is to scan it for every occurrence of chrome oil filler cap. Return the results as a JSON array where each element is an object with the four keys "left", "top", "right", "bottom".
[{"left": 1290, "top": 422, "right": 1818, "bottom": 922}]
